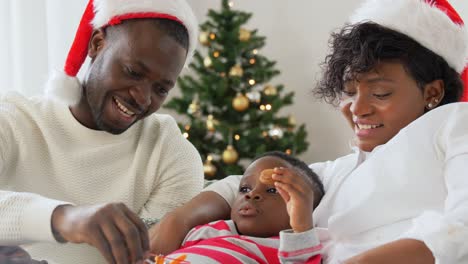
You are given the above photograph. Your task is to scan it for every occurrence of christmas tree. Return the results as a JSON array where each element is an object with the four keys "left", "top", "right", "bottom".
[{"left": 165, "top": 0, "right": 309, "bottom": 179}]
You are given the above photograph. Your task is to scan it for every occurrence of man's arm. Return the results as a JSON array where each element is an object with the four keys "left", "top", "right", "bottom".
[
  {"left": 139, "top": 118, "right": 204, "bottom": 221},
  {"left": 344, "top": 239, "right": 434, "bottom": 264},
  {"left": 149, "top": 191, "right": 231, "bottom": 255}
]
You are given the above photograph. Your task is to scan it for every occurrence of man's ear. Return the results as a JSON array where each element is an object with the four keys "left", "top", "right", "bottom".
[
  {"left": 88, "top": 29, "right": 106, "bottom": 60},
  {"left": 423, "top": 79, "right": 445, "bottom": 107}
]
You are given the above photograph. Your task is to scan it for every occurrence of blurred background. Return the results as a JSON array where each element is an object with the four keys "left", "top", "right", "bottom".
[{"left": 0, "top": 0, "right": 466, "bottom": 164}]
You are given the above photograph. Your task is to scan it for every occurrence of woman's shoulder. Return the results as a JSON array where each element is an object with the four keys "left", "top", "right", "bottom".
[{"left": 310, "top": 152, "right": 360, "bottom": 190}]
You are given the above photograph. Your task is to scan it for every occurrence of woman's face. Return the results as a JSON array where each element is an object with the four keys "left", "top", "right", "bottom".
[{"left": 340, "top": 62, "right": 428, "bottom": 152}]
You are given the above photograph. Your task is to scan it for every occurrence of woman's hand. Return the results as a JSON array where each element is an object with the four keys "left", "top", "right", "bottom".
[
  {"left": 273, "top": 167, "right": 315, "bottom": 233},
  {"left": 343, "top": 239, "right": 435, "bottom": 264},
  {"left": 51, "top": 203, "right": 149, "bottom": 264}
]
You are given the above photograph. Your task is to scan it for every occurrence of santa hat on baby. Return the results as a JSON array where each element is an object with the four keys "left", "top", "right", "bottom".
[
  {"left": 46, "top": 0, "right": 198, "bottom": 105},
  {"left": 350, "top": 0, "right": 468, "bottom": 102}
]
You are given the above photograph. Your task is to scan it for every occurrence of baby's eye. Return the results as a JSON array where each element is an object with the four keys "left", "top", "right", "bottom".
[
  {"left": 267, "top": 188, "right": 278, "bottom": 194},
  {"left": 239, "top": 186, "right": 251, "bottom": 193}
]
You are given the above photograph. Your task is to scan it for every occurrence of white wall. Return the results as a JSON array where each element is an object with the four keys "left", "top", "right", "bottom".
[{"left": 1, "top": 0, "right": 467, "bottom": 164}]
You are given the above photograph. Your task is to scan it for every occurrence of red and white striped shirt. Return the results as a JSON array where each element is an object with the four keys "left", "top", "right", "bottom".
[{"left": 164, "top": 220, "right": 322, "bottom": 264}]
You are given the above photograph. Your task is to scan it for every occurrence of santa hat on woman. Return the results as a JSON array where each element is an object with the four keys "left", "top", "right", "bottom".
[
  {"left": 46, "top": 0, "right": 198, "bottom": 105},
  {"left": 350, "top": 0, "right": 468, "bottom": 102}
]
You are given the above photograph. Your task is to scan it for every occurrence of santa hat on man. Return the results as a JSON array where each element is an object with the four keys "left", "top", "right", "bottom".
[
  {"left": 46, "top": 0, "right": 198, "bottom": 105},
  {"left": 350, "top": 0, "right": 468, "bottom": 102}
]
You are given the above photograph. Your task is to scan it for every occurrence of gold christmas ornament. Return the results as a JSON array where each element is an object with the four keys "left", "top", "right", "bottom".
[
  {"left": 206, "top": 115, "right": 218, "bottom": 132},
  {"left": 229, "top": 64, "right": 244, "bottom": 77},
  {"left": 213, "top": 51, "right": 220, "bottom": 58},
  {"left": 239, "top": 28, "right": 251, "bottom": 42},
  {"left": 203, "top": 56, "right": 213, "bottom": 67},
  {"left": 249, "top": 58, "right": 256, "bottom": 65},
  {"left": 285, "top": 149, "right": 292, "bottom": 155},
  {"left": 203, "top": 155, "right": 217, "bottom": 178},
  {"left": 263, "top": 84, "right": 278, "bottom": 96},
  {"left": 232, "top": 93, "right": 250, "bottom": 112},
  {"left": 288, "top": 115, "right": 297, "bottom": 127},
  {"left": 187, "top": 100, "right": 200, "bottom": 116},
  {"left": 288, "top": 115, "right": 297, "bottom": 131},
  {"left": 209, "top": 33, "right": 216, "bottom": 40},
  {"left": 222, "top": 145, "right": 239, "bottom": 164},
  {"left": 199, "top": 31, "right": 210, "bottom": 45}
]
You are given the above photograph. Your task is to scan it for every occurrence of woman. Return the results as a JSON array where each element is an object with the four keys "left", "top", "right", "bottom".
[{"left": 149, "top": 0, "right": 468, "bottom": 263}]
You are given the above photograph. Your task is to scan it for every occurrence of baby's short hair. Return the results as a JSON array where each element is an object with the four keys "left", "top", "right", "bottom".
[{"left": 253, "top": 151, "right": 325, "bottom": 208}]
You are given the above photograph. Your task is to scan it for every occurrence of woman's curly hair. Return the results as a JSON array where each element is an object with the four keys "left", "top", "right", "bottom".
[{"left": 314, "top": 22, "right": 463, "bottom": 106}]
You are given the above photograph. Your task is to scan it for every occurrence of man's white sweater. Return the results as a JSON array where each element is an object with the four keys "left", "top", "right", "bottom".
[{"left": 0, "top": 93, "right": 204, "bottom": 263}]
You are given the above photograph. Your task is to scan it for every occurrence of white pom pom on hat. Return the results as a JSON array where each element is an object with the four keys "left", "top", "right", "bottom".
[
  {"left": 350, "top": 0, "right": 468, "bottom": 102},
  {"left": 46, "top": 0, "right": 198, "bottom": 106}
]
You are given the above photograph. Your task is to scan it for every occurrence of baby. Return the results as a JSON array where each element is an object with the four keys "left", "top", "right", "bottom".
[{"left": 151, "top": 151, "right": 325, "bottom": 264}]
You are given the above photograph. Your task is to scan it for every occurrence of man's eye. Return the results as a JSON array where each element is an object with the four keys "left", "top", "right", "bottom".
[
  {"left": 267, "top": 188, "right": 278, "bottom": 194},
  {"left": 125, "top": 67, "right": 143, "bottom": 80},
  {"left": 239, "top": 186, "right": 251, "bottom": 193},
  {"left": 155, "top": 86, "right": 169, "bottom": 97}
]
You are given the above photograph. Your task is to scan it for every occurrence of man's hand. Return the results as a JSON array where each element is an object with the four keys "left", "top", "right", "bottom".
[
  {"left": 0, "top": 246, "right": 47, "bottom": 264},
  {"left": 51, "top": 203, "right": 149, "bottom": 264},
  {"left": 272, "top": 167, "right": 315, "bottom": 233}
]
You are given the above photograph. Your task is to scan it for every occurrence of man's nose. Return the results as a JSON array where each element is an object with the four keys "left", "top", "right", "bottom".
[{"left": 129, "top": 84, "right": 152, "bottom": 110}]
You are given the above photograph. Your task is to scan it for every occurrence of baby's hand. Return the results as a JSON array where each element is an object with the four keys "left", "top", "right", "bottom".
[{"left": 272, "top": 167, "right": 315, "bottom": 233}]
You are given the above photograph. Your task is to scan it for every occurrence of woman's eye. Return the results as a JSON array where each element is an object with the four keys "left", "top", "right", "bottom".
[
  {"left": 239, "top": 186, "right": 251, "bottom": 193},
  {"left": 341, "top": 90, "right": 356, "bottom": 97},
  {"left": 267, "top": 188, "right": 278, "bottom": 194},
  {"left": 374, "top": 93, "right": 392, "bottom": 99}
]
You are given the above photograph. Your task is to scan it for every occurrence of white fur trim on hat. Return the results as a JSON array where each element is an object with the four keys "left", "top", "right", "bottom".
[
  {"left": 92, "top": 0, "right": 198, "bottom": 68},
  {"left": 45, "top": 71, "right": 82, "bottom": 106},
  {"left": 350, "top": 0, "right": 468, "bottom": 73}
]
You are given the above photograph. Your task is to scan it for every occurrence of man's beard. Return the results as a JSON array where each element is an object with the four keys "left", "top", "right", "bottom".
[{"left": 88, "top": 92, "right": 132, "bottom": 135}]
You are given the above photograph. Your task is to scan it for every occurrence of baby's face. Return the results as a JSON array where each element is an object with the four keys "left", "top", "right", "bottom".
[{"left": 230, "top": 156, "right": 291, "bottom": 237}]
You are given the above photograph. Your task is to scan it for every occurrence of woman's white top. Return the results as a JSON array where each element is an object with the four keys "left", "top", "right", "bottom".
[{"left": 205, "top": 102, "right": 468, "bottom": 264}]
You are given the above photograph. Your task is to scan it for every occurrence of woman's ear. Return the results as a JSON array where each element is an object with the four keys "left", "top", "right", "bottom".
[
  {"left": 88, "top": 29, "right": 106, "bottom": 60},
  {"left": 423, "top": 79, "right": 445, "bottom": 109}
]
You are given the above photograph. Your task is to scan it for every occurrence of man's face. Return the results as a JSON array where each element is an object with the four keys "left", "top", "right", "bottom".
[
  {"left": 79, "top": 20, "right": 187, "bottom": 134},
  {"left": 230, "top": 156, "right": 291, "bottom": 238},
  {"left": 340, "top": 62, "right": 427, "bottom": 152}
]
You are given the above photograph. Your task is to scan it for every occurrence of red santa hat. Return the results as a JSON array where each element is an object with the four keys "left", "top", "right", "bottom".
[
  {"left": 350, "top": 0, "right": 468, "bottom": 102},
  {"left": 46, "top": 0, "right": 198, "bottom": 105}
]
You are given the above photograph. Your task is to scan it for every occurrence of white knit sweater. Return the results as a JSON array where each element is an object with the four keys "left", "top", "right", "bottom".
[{"left": 0, "top": 93, "right": 204, "bottom": 264}]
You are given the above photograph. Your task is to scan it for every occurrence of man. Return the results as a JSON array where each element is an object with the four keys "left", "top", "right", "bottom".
[{"left": 0, "top": 0, "right": 203, "bottom": 263}]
